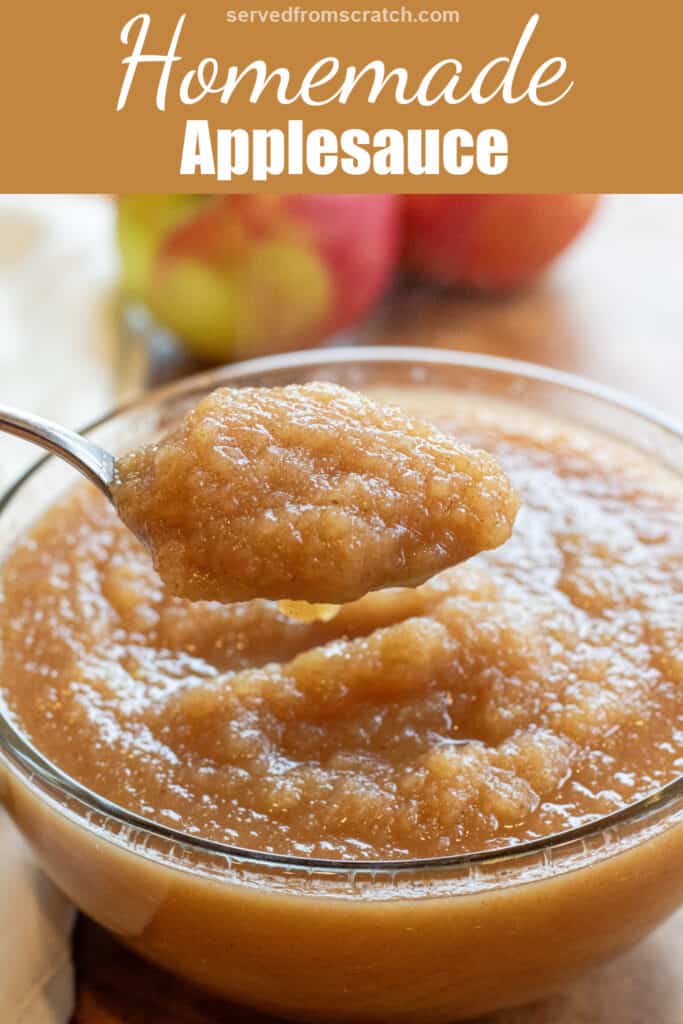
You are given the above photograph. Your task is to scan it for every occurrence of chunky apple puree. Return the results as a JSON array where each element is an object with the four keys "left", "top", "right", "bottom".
[
  {"left": 2, "top": 388, "right": 683, "bottom": 861},
  {"left": 112, "top": 382, "right": 518, "bottom": 604}
]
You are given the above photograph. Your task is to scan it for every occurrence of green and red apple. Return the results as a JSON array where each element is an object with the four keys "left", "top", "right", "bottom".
[
  {"left": 402, "top": 194, "right": 599, "bottom": 291},
  {"left": 117, "top": 194, "right": 400, "bottom": 362}
]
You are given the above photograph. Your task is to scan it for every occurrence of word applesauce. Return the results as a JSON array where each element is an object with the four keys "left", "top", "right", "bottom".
[{"left": 1, "top": 387, "right": 682, "bottom": 861}]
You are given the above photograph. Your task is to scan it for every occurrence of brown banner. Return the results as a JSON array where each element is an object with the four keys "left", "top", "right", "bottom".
[{"left": 1, "top": 0, "right": 680, "bottom": 192}]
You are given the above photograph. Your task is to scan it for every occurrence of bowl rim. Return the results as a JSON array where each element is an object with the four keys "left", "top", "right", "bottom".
[{"left": 2, "top": 344, "right": 683, "bottom": 877}]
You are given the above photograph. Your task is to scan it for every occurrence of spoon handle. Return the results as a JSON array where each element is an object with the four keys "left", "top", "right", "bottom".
[{"left": 0, "top": 405, "right": 116, "bottom": 500}]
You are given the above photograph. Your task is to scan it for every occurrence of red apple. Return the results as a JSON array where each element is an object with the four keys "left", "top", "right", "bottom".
[
  {"left": 117, "top": 194, "right": 400, "bottom": 362},
  {"left": 402, "top": 194, "right": 599, "bottom": 291}
]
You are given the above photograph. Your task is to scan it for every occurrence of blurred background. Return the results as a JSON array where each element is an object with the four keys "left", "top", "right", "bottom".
[{"left": 0, "top": 193, "right": 681, "bottom": 495}]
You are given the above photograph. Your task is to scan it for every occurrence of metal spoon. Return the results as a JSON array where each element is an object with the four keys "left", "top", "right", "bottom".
[
  {"left": 0, "top": 403, "right": 339, "bottom": 623},
  {"left": 0, "top": 404, "right": 116, "bottom": 501}
]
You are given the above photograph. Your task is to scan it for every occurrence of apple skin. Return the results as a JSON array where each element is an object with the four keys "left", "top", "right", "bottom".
[
  {"left": 117, "top": 194, "right": 400, "bottom": 362},
  {"left": 402, "top": 194, "right": 600, "bottom": 292}
]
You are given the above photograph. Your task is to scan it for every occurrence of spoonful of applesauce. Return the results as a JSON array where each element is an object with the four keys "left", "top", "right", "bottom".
[{"left": 0, "top": 382, "right": 519, "bottom": 607}]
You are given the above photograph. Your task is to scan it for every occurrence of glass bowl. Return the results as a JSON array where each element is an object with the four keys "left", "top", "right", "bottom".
[{"left": 2, "top": 347, "right": 683, "bottom": 1023}]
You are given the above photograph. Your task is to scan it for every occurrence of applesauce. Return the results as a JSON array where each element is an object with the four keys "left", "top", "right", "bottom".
[
  {"left": 112, "top": 381, "right": 518, "bottom": 604},
  {"left": 2, "top": 352, "right": 683, "bottom": 1024},
  {"left": 1, "top": 386, "right": 682, "bottom": 863}
]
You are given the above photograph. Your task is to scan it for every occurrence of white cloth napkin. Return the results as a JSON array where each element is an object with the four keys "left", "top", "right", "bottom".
[{"left": 0, "top": 195, "right": 146, "bottom": 1023}]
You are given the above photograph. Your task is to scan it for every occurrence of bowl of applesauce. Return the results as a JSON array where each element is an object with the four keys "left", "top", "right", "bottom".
[{"left": 1, "top": 347, "right": 683, "bottom": 1023}]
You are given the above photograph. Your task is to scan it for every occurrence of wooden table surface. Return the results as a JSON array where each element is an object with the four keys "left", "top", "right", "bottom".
[{"left": 27, "top": 194, "right": 683, "bottom": 1023}]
